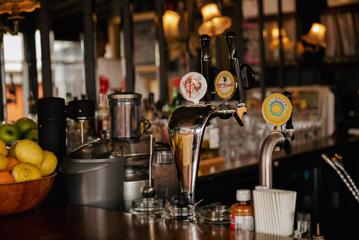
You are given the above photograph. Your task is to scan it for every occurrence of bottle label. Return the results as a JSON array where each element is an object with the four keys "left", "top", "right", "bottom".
[{"left": 230, "top": 215, "right": 254, "bottom": 231}]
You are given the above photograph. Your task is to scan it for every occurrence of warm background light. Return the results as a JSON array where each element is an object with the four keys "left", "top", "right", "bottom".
[
  {"left": 0, "top": 0, "right": 40, "bottom": 14},
  {"left": 163, "top": 10, "right": 180, "bottom": 38},
  {"left": 302, "top": 22, "right": 326, "bottom": 48},
  {"left": 198, "top": 3, "right": 231, "bottom": 37},
  {"left": 269, "top": 27, "right": 292, "bottom": 50},
  {"left": 201, "top": 3, "right": 221, "bottom": 21}
]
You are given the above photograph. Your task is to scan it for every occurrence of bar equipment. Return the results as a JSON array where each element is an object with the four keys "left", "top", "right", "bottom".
[
  {"left": 167, "top": 32, "right": 254, "bottom": 221},
  {"left": 152, "top": 143, "right": 178, "bottom": 200},
  {"left": 254, "top": 93, "right": 297, "bottom": 236},
  {"left": 129, "top": 134, "right": 165, "bottom": 216},
  {"left": 66, "top": 99, "right": 95, "bottom": 152},
  {"left": 38, "top": 97, "right": 67, "bottom": 162},
  {"left": 321, "top": 154, "right": 359, "bottom": 204},
  {"left": 253, "top": 188, "right": 297, "bottom": 236},
  {"left": 199, "top": 204, "right": 230, "bottom": 225},
  {"left": 259, "top": 91, "right": 294, "bottom": 188},
  {"left": 61, "top": 93, "right": 153, "bottom": 211}
]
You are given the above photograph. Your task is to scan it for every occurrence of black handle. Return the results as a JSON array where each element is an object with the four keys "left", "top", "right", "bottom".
[
  {"left": 240, "top": 64, "right": 255, "bottom": 90},
  {"left": 200, "top": 34, "right": 212, "bottom": 101},
  {"left": 225, "top": 31, "right": 245, "bottom": 103},
  {"left": 282, "top": 91, "right": 293, "bottom": 130}
]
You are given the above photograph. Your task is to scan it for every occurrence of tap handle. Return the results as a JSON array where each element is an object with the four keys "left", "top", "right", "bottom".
[
  {"left": 200, "top": 34, "right": 212, "bottom": 101},
  {"left": 282, "top": 91, "right": 294, "bottom": 130},
  {"left": 240, "top": 64, "right": 255, "bottom": 90},
  {"left": 283, "top": 138, "right": 293, "bottom": 155},
  {"left": 225, "top": 31, "right": 245, "bottom": 104}
]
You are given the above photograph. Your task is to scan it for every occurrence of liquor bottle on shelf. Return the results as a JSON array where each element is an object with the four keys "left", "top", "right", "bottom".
[
  {"left": 200, "top": 118, "right": 220, "bottom": 160},
  {"left": 95, "top": 76, "right": 110, "bottom": 135},
  {"left": 168, "top": 77, "right": 183, "bottom": 115}
]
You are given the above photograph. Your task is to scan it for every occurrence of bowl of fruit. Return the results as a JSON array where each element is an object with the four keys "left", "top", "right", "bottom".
[{"left": 0, "top": 138, "right": 57, "bottom": 215}]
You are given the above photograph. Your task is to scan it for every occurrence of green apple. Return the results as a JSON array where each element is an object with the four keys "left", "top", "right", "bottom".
[
  {"left": 24, "top": 129, "right": 38, "bottom": 142},
  {"left": 15, "top": 117, "right": 37, "bottom": 136},
  {"left": 0, "top": 124, "right": 20, "bottom": 142}
]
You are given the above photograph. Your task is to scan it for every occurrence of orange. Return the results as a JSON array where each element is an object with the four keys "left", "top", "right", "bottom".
[
  {"left": 6, "top": 157, "right": 19, "bottom": 171},
  {"left": 0, "top": 140, "right": 7, "bottom": 156},
  {"left": 0, "top": 155, "right": 9, "bottom": 170},
  {"left": 0, "top": 171, "right": 15, "bottom": 184}
]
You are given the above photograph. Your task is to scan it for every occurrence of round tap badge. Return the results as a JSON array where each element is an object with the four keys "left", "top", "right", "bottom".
[
  {"left": 179, "top": 72, "right": 207, "bottom": 104},
  {"left": 214, "top": 70, "right": 236, "bottom": 100},
  {"left": 262, "top": 93, "right": 292, "bottom": 126}
]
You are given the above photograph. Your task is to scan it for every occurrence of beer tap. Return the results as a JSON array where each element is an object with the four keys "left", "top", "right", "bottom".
[
  {"left": 259, "top": 92, "right": 294, "bottom": 189},
  {"left": 200, "top": 34, "right": 212, "bottom": 102},
  {"left": 167, "top": 32, "right": 254, "bottom": 220},
  {"left": 225, "top": 31, "right": 255, "bottom": 126}
]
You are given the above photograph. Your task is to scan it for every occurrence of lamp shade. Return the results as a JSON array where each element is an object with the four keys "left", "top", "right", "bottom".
[
  {"left": 163, "top": 10, "right": 180, "bottom": 38},
  {"left": 0, "top": 0, "right": 40, "bottom": 14},
  {"left": 198, "top": 16, "right": 231, "bottom": 36},
  {"left": 198, "top": 3, "right": 231, "bottom": 36},
  {"left": 302, "top": 23, "right": 326, "bottom": 48},
  {"left": 201, "top": 3, "right": 221, "bottom": 21}
]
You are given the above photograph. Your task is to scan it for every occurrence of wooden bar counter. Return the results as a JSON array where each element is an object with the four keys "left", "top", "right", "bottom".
[{"left": 0, "top": 205, "right": 293, "bottom": 240}]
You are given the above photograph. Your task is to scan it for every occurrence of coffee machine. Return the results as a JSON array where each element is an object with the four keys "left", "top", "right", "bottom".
[
  {"left": 167, "top": 32, "right": 255, "bottom": 221},
  {"left": 61, "top": 93, "right": 153, "bottom": 211}
]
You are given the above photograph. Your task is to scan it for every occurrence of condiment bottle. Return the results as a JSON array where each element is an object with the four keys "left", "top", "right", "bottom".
[{"left": 230, "top": 189, "right": 254, "bottom": 231}]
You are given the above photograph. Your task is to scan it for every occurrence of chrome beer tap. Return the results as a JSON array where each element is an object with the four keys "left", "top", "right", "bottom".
[
  {"left": 259, "top": 91, "right": 294, "bottom": 189},
  {"left": 168, "top": 32, "right": 255, "bottom": 217}
]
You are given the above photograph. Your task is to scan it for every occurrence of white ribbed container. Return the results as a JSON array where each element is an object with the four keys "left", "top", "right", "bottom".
[{"left": 253, "top": 188, "right": 297, "bottom": 236}]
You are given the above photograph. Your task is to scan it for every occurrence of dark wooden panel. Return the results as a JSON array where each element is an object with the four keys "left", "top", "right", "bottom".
[
  {"left": 122, "top": 0, "right": 135, "bottom": 92},
  {"left": 83, "top": 0, "right": 97, "bottom": 102},
  {"left": 0, "top": 36, "right": 6, "bottom": 121},
  {"left": 39, "top": 0, "right": 53, "bottom": 97}
]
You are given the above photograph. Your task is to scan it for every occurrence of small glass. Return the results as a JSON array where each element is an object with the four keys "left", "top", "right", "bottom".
[{"left": 295, "top": 212, "right": 311, "bottom": 239}]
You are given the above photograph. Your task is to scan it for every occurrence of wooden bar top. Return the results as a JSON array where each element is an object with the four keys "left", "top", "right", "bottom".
[{"left": 0, "top": 205, "right": 294, "bottom": 240}]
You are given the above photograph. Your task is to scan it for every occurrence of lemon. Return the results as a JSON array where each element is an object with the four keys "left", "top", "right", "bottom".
[
  {"left": 0, "top": 155, "right": 9, "bottom": 170},
  {"left": 12, "top": 162, "right": 42, "bottom": 182},
  {"left": 15, "top": 140, "right": 44, "bottom": 168},
  {"left": 40, "top": 150, "right": 57, "bottom": 176},
  {"left": 0, "top": 140, "right": 7, "bottom": 156}
]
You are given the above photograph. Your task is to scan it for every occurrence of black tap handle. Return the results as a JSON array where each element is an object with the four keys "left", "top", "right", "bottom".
[
  {"left": 240, "top": 64, "right": 255, "bottom": 90},
  {"left": 225, "top": 31, "right": 245, "bottom": 103},
  {"left": 283, "top": 138, "right": 293, "bottom": 155},
  {"left": 200, "top": 34, "right": 212, "bottom": 101},
  {"left": 282, "top": 91, "right": 294, "bottom": 130}
]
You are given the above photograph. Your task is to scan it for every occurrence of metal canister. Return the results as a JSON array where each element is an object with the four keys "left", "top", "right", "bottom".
[{"left": 108, "top": 93, "right": 142, "bottom": 141}]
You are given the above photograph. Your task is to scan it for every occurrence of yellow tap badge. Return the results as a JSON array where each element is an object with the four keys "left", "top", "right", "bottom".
[
  {"left": 262, "top": 93, "right": 292, "bottom": 126},
  {"left": 214, "top": 71, "right": 236, "bottom": 100}
]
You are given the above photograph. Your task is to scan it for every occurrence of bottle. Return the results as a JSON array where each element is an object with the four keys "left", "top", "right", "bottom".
[
  {"left": 230, "top": 189, "right": 254, "bottom": 232},
  {"left": 95, "top": 76, "right": 110, "bottom": 135},
  {"left": 201, "top": 119, "right": 220, "bottom": 160},
  {"left": 168, "top": 77, "right": 182, "bottom": 115},
  {"left": 208, "top": 118, "right": 220, "bottom": 158}
]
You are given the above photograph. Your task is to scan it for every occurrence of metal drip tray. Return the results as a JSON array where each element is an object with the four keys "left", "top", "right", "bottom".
[
  {"left": 199, "top": 205, "right": 230, "bottom": 225},
  {"left": 129, "top": 198, "right": 163, "bottom": 216},
  {"left": 164, "top": 202, "right": 197, "bottom": 221}
]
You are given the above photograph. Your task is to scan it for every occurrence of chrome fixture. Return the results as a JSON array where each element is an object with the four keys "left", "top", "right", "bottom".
[
  {"left": 321, "top": 154, "right": 359, "bottom": 204},
  {"left": 168, "top": 31, "right": 254, "bottom": 218},
  {"left": 259, "top": 92, "right": 294, "bottom": 189}
]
